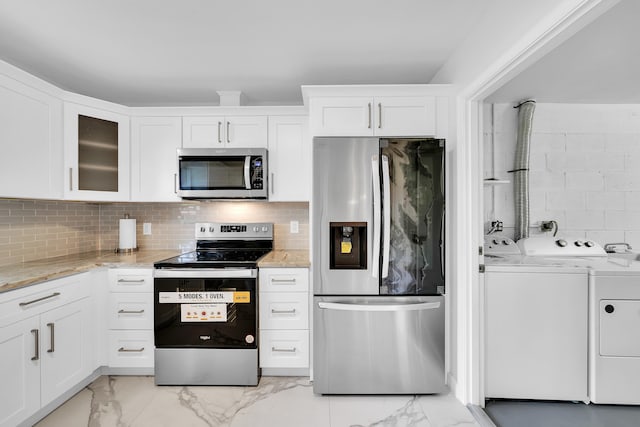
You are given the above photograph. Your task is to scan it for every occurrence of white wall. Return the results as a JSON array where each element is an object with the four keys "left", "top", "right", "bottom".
[{"left": 484, "top": 102, "right": 640, "bottom": 246}]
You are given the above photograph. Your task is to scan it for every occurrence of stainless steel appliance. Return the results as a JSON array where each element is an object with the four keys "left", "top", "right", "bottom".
[
  {"left": 153, "top": 222, "right": 272, "bottom": 385},
  {"left": 313, "top": 137, "right": 446, "bottom": 394},
  {"left": 177, "top": 148, "right": 267, "bottom": 199}
]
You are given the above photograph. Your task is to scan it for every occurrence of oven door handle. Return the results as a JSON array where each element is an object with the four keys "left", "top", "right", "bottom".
[{"left": 154, "top": 268, "right": 257, "bottom": 279}]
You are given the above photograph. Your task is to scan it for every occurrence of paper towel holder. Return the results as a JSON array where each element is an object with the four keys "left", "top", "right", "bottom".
[{"left": 115, "top": 213, "right": 139, "bottom": 254}]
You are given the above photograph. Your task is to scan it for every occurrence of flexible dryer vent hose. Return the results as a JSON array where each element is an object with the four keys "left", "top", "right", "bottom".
[{"left": 513, "top": 100, "right": 536, "bottom": 242}]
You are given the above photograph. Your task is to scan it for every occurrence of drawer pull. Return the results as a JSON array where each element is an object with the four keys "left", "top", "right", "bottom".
[
  {"left": 271, "top": 308, "right": 296, "bottom": 314},
  {"left": 47, "top": 322, "right": 55, "bottom": 353},
  {"left": 118, "top": 347, "right": 145, "bottom": 353},
  {"left": 19, "top": 292, "right": 61, "bottom": 307},
  {"left": 270, "top": 278, "right": 296, "bottom": 283},
  {"left": 272, "top": 346, "right": 297, "bottom": 353},
  {"left": 117, "top": 279, "right": 146, "bottom": 283},
  {"left": 118, "top": 309, "right": 145, "bottom": 314},
  {"left": 31, "top": 329, "right": 39, "bottom": 361}
]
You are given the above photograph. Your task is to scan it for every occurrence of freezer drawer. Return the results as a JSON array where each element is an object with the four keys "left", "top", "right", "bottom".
[{"left": 313, "top": 296, "right": 446, "bottom": 394}]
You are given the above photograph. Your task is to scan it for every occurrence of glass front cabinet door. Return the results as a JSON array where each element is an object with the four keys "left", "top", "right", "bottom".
[{"left": 64, "top": 103, "right": 130, "bottom": 201}]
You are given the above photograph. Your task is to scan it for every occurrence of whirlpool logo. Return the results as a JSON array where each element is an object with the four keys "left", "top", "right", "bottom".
[{"left": 199, "top": 335, "right": 211, "bottom": 341}]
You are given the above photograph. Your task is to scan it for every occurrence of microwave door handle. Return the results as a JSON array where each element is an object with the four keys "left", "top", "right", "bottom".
[{"left": 244, "top": 156, "right": 252, "bottom": 190}]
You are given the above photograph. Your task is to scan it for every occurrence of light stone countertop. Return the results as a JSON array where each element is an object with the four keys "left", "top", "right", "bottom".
[
  {"left": 0, "top": 249, "right": 309, "bottom": 294},
  {"left": 0, "top": 249, "right": 179, "bottom": 294},
  {"left": 257, "top": 250, "right": 310, "bottom": 268}
]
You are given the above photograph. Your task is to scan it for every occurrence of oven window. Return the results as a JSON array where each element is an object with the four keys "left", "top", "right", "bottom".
[
  {"left": 180, "top": 157, "right": 246, "bottom": 190},
  {"left": 155, "top": 277, "right": 257, "bottom": 348}
]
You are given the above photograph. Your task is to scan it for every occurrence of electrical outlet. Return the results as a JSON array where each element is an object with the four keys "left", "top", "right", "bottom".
[
  {"left": 290, "top": 220, "right": 299, "bottom": 234},
  {"left": 143, "top": 223, "right": 152, "bottom": 235}
]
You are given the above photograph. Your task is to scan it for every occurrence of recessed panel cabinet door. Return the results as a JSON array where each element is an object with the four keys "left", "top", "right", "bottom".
[
  {"left": 375, "top": 96, "right": 436, "bottom": 136},
  {"left": 40, "top": 298, "right": 92, "bottom": 407},
  {"left": 0, "top": 317, "right": 40, "bottom": 427},
  {"left": 131, "top": 116, "right": 182, "bottom": 201},
  {"left": 268, "top": 116, "right": 309, "bottom": 201},
  {"left": 309, "top": 97, "right": 373, "bottom": 136}
]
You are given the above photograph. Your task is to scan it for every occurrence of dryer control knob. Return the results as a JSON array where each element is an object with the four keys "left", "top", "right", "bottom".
[
  {"left": 492, "top": 239, "right": 499, "bottom": 245},
  {"left": 501, "top": 240, "right": 510, "bottom": 245},
  {"left": 605, "top": 304, "right": 615, "bottom": 314},
  {"left": 585, "top": 241, "right": 595, "bottom": 248},
  {"left": 574, "top": 240, "right": 583, "bottom": 247},
  {"left": 556, "top": 239, "right": 568, "bottom": 247}
]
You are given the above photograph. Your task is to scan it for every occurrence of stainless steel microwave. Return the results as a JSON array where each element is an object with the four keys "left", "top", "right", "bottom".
[{"left": 177, "top": 148, "right": 267, "bottom": 199}]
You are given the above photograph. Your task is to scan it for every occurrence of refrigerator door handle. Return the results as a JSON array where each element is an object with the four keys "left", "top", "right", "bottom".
[
  {"left": 318, "top": 301, "right": 440, "bottom": 312},
  {"left": 381, "top": 155, "right": 391, "bottom": 278},
  {"left": 371, "top": 155, "right": 381, "bottom": 278}
]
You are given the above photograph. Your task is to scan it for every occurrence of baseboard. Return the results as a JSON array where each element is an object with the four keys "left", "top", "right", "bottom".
[{"left": 467, "top": 404, "right": 497, "bottom": 427}]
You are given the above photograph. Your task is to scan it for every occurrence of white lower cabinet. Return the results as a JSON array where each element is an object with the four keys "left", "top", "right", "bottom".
[
  {"left": 106, "top": 268, "right": 154, "bottom": 371},
  {"left": 258, "top": 268, "right": 309, "bottom": 373},
  {"left": 0, "top": 273, "right": 94, "bottom": 427}
]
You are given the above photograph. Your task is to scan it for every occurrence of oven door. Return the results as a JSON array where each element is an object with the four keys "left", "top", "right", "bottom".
[{"left": 154, "top": 269, "right": 257, "bottom": 349}]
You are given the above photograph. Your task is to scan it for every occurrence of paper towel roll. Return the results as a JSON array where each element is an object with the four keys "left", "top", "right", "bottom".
[{"left": 119, "top": 218, "right": 137, "bottom": 250}]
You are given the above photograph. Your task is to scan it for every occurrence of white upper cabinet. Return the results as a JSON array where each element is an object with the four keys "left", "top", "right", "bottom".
[
  {"left": 0, "top": 70, "right": 63, "bottom": 200},
  {"left": 303, "top": 85, "right": 452, "bottom": 138},
  {"left": 310, "top": 96, "right": 436, "bottom": 137},
  {"left": 63, "top": 102, "right": 130, "bottom": 201},
  {"left": 267, "top": 116, "right": 310, "bottom": 202},
  {"left": 182, "top": 116, "right": 267, "bottom": 148},
  {"left": 131, "top": 116, "right": 182, "bottom": 202}
]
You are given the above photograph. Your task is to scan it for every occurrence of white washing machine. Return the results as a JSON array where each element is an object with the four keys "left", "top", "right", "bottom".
[
  {"left": 588, "top": 258, "right": 640, "bottom": 404},
  {"left": 484, "top": 236, "right": 605, "bottom": 403}
]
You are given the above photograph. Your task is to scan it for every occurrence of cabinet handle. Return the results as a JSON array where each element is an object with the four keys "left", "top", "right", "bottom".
[
  {"left": 117, "top": 279, "right": 146, "bottom": 283},
  {"left": 47, "top": 322, "right": 55, "bottom": 353},
  {"left": 174, "top": 173, "right": 177, "bottom": 194},
  {"left": 19, "top": 292, "right": 61, "bottom": 307},
  {"left": 31, "top": 329, "right": 39, "bottom": 361},
  {"left": 271, "top": 278, "right": 296, "bottom": 284},
  {"left": 367, "top": 103, "right": 372, "bottom": 129},
  {"left": 118, "top": 347, "right": 145, "bottom": 353},
  {"left": 217, "top": 121, "right": 222, "bottom": 143},
  {"left": 271, "top": 308, "right": 296, "bottom": 314},
  {"left": 69, "top": 168, "right": 73, "bottom": 191},
  {"left": 226, "top": 121, "right": 231, "bottom": 143},
  {"left": 271, "top": 172, "right": 275, "bottom": 195},
  {"left": 272, "top": 346, "right": 297, "bottom": 353},
  {"left": 378, "top": 103, "right": 382, "bottom": 129},
  {"left": 118, "top": 309, "right": 145, "bottom": 314}
]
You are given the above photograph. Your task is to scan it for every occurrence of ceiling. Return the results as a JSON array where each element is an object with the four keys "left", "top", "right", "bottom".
[
  {"left": 0, "top": 0, "right": 490, "bottom": 106},
  {"left": 487, "top": 0, "right": 640, "bottom": 104}
]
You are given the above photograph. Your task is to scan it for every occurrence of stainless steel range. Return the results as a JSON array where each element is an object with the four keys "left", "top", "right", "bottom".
[{"left": 153, "top": 222, "right": 272, "bottom": 386}]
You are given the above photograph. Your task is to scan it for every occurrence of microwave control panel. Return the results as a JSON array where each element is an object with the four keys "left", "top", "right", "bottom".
[{"left": 251, "top": 156, "right": 264, "bottom": 189}]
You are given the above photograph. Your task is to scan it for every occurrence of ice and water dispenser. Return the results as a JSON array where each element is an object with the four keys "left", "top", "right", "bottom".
[{"left": 329, "top": 222, "right": 367, "bottom": 269}]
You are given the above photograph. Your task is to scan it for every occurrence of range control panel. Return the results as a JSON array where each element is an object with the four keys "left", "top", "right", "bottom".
[
  {"left": 195, "top": 222, "right": 273, "bottom": 240},
  {"left": 517, "top": 236, "right": 606, "bottom": 257}
]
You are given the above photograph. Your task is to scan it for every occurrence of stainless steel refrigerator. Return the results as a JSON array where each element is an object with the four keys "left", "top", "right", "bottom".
[{"left": 313, "top": 137, "right": 446, "bottom": 394}]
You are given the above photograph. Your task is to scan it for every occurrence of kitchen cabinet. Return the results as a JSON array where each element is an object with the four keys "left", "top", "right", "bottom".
[
  {"left": 182, "top": 116, "right": 267, "bottom": 148},
  {"left": 309, "top": 96, "right": 436, "bottom": 137},
  {"left": 258, "top": 268, "right": 309, "bottom": 372},
  {"left": 131, "top": 116, "right": 182, "bottom": 202},
  {"left": 0, "top": 273, "right": 94, "bottom": 427},
  {"left": 106, "top": 269, "right": 154, "bottom": 371},
  {"left": 0, "top": 70, "right": 63, "bottom": 200},
  {"left": 63, "top": 102, "right": 130, "bottom": 201},
  {"left": 267, "top": 116, "right": 310, "bottom": 202}
]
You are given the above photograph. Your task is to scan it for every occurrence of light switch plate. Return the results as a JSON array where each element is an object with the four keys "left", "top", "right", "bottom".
[
  {"left": 290, "top": 220, "right": 299, "bottom": 234},
  {"left": 143, "top": 223, "right": 152, "bottom": 235}
]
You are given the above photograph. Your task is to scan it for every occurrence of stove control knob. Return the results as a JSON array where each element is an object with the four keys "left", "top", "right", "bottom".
[
  {"left": 253, "top": 226, "right": 259, "bottom": 232},
  {"left": 209, "top": 226, "right": 214, "bottom": 232},
  {"left": 556, "top": 239, "right": 568, "bottom": 247},
  {"left": 585, "top": 241, "right": 595, "bottom": 247},
  {"left": 574, "top": 240, "right": 583, "bottom": 247},
  {"left": 200, "top": 226, "right": 206, "bottom": 232},
  {"left": 261, "top": 226, "right": 268, "bottom": 232}
]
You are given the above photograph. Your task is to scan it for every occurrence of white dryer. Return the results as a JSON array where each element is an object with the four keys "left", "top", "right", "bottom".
[{"left": 588, "top": 257, "right": 640, "bottom": 404}]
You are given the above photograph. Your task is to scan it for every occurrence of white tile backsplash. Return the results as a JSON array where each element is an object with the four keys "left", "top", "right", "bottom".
[{"left": 484, "top": 103, "right": 640, "bottom": 245}]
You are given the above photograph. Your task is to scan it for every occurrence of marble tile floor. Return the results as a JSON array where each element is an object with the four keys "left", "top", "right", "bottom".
[{"left": 35, "top": 376, "right": 480, "bottom": 427}]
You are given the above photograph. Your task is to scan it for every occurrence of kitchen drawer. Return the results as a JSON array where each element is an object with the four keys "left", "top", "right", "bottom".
[
  {"left": 259, "top": 268, "right": 308, "bottom": 293},
  {"left": 259, "top": 292, "right": 308, "bottom": 330},
  {"left": 108, "top": 293, "right": 153, "bottom": 330},
  {"left": 0, "top": 272, "right": 92, "bottom": 328},
  {"left": 108, "top": 268, "right": 153, "bottom": 293},
  {"left": 107, "top": 330, "right": 154, "bottom": 368},
  {"left": 259, "top": 330, "right": 309, "bottom": 368}
]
